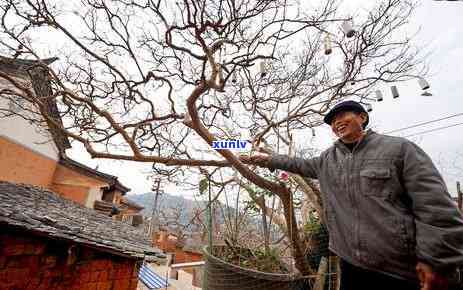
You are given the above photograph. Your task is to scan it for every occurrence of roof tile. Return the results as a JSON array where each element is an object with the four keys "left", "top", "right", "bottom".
[{"left": 0, "top": 181, "right": 161, "bottom": 260}]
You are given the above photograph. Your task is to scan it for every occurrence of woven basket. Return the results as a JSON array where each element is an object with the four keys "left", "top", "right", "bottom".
[{"left": 203, "top": 246, "right": 310, "bottom": 290}]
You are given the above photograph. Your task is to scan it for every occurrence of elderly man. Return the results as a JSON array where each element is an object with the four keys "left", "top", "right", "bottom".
[{"left": 246, "top": 100, "right": 463, "bottom": 290}]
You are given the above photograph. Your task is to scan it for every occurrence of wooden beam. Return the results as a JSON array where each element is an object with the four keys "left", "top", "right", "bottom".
[
  {"left": 313, "top": 257, "right": 328, "bottom": 290},
  {"left": 171, "top": 261, "right": 205, "bottom": 269}
]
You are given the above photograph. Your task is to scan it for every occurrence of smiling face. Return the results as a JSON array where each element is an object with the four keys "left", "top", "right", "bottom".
[{"left": 330, "top": 110, "right": 367, "bottom": 143}]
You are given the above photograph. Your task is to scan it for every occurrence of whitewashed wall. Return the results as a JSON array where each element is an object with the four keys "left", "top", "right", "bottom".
[
  {"left": 0, "top": 78, "right": 60, "bottom": 161},
  {"left": 85, "top": 186, "right": 104, "bottom": 208}
]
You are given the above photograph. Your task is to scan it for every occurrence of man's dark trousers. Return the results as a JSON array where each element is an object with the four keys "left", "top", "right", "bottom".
[{"left": 340, "top": 260, "right": 420, "bottom": 290}]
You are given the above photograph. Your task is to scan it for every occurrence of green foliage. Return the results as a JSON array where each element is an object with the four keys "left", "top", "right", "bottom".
[
  {"left": 303, "top": 211, "right": 330, "bottom": 271},
  {"left": 218, "top": 246, "right": 288, "bottom": 273},
  {"left": 304, "top": 211, "right": 322, "bottom": 235},
  {"left": 199, "top": 178, "right": 209, "bottom": 195}
]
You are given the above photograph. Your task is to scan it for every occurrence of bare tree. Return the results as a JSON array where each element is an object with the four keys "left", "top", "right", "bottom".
[{"left": 0, "top": 0, "right": 425, "bottom": 275}]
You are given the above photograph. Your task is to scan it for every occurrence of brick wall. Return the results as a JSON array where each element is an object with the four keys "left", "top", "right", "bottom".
[
  {"left": 173, "top": 249, "right": 203, "bottom": 275},
  {"left": 0, "top": 227, "right": 141, "bottom": 290}
]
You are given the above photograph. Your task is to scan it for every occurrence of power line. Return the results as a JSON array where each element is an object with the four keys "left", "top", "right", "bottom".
[
  {"left": 402, "top": 121, "right": 463, "bottom": 138},
  {"left": 383, "top": 112, "right": 463, "bottom": 134}
]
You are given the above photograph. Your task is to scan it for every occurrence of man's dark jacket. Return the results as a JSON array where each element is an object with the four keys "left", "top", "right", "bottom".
[{"left": 269, "top": 130, "right": 463, "bottom": 281}]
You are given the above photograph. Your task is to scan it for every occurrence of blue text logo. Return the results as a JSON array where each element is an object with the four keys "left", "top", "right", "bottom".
[{"left": 211, "top": 140, "right": 249, "bottom": 151}]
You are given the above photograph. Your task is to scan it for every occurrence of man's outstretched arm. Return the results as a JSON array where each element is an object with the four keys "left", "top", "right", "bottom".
[{"left": 241, "top": 152, "right": 320, "bottom": 179}]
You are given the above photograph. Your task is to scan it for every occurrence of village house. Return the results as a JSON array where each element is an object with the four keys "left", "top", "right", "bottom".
[
  {"left": 0, "top": 56, "right": 144, "bottom": 224},
  {"left": 0, "top": 181, "right": 164, "bottom": 290}
]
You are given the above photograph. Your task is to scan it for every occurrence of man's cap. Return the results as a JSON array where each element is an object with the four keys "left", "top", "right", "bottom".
[{"left": 323, "top": 100, "right": 369, "bottom": 127}]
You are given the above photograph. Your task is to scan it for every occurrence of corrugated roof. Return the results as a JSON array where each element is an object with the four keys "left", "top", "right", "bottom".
[
  {"left": 0, "top": 181, "right": 160, "bottom": 260},
  {"left": 138, "top": 263, "right": 169, "bottom": 289}
]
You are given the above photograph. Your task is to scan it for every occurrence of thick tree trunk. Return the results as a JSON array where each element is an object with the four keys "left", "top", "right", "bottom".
[{"left": 279, "top": 191, "right": 313, "bottom": 275}]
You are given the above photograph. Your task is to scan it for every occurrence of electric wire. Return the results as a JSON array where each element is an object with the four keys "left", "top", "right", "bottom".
[
  {"left": 383, "top": 112, "right": 463, "bottom": 134},
  {"left": 401, "top": 121, "right": 463, "bottom": 138}
]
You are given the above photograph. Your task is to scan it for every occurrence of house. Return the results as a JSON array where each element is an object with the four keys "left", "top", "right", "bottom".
[
  {"left": 153, "top": 229, "right": 204, "bottom": 273},
  {"left": 118, "top": 197, "right": 145, "bottom": 226},
  {"left": 0, "top": 181, "right": 164, "bottom": 290},
  {"left": 0, "top": 56, "right": 144, "bottom": 224}
]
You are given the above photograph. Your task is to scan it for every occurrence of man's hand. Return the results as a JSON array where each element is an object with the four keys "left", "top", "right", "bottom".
[
  {"left": 239, "top": 152, "right": 271, "bottom": 167},
  {"left": 416, "top": 262, "right": 448, "bottom": 290}
]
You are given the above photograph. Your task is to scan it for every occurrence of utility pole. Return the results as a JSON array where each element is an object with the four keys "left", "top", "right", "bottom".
[
  {"left": 457, "top": 181, "right": 462, "bottom": 212},
  {"left": 150, "top": 178, "right": 162, "bottom": 237}
]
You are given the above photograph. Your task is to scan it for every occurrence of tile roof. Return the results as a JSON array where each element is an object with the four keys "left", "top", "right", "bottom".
[
  {"left": 60, "top": 157, "right": 130, "bottom": 193},
  {"left": 121, "top": 197, "right": 144, "bottom": 210},
  {"left": 0, "top": 181, "right": 161, "bottom": 260},
  {"left": 93, "top": 199, "right": 121, "bottom": 216}
]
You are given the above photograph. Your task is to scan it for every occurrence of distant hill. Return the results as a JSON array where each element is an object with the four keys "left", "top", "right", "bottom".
[
  {"left": 127, "top": 192, "right": 241, "bottom": 228},
  {"left": 127, "top": 192, "right": 205, "bottom": 224}
]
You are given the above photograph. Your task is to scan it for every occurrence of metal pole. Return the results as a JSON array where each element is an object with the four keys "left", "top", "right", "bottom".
[
  {"left": 457, "top": 181, "right": 462, "bottom": 212},
  {"left": 150, "top": 178, "right": 161, "bottom": 237},
  {"left": 207, "top": 178, "right": 213, "bottom": 250}
]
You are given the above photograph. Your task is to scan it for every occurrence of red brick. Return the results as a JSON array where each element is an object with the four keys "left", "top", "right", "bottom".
[
  {"left": 98, "top": 270, "right": 109, "bottom": 281},
  {"left": 69, "top": 283, "right": 84, "bottom": 290},
  {"left": 77, "top": 264, "right": 89, "bottom": 275},
  {"left": 26, "top": 255, "right": 40, "bottom": 271},
  {"left": 25, "top": 278, "right": 41, "bottom": 289},
  {"left": 0, "top": 268, "right": 29, "bottom": 284},
  {"left": 114, "top": 268, "right": 123, "bottom": 279},
  {"left": 24, "top": 243, "right": 46, "bottom": 255},
  {"left": 129, "top": 278, "right": 139, "bottom": 289},
  {"left": 112, "top": 279, "right": 130, "bottom": 290},
  {"left": 81, "top": 271, "right": 91, "bottom": 283},
  {"left": 6, "top": 256, "right": 23, "bottom": 268},
  {"left": 24, "top": 243, "right": 36, "bottom": 255},
  {"left": 62, "top": 268, "right": 73, "bottom": 280},
  {"left": 97, "top": 281, "right": 112, "bottom": 290},
  {"left": 122, "top": 266, "right": 132, "bottom": 278},
  {"left": 55, "top": 284, "right": 67, "bottom": 290},
  {"left": 91, "top": 260, "right": 108, "bottom": 271},
  {"left": 41, "top": 255, "right": 57, "bottom": 268},
  {"left": 107, "top": 267, "right": 116, "bottom": 280},
  {"left": 43, "top": 269, "right": 61, "bottom": 278},
  {"left": 7, "top": 255, "right": 39, "bottom": 271},
  {"left": 3, "top": 244, "right": 25, "bottom": 256},
  {"left": 86, "top": 282, "right": 98, "bottom": 290},
  {"left": 90, "top": 271, "right": 100, "bottom": 282},
  {"left": 0, "top": 281, "right": 14, "bottom": 289},
  {"left": 0, "top": 256, "right": 6, "bottom": 269}
]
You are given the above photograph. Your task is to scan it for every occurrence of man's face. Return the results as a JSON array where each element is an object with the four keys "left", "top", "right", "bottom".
[{"left": 330, "top": 111, "right": 366, "bottom": 143}]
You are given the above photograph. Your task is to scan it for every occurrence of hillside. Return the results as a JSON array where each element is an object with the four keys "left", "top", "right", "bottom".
[
  {"left": 128, "top": 192, "right": 205, "bottom": 224},
  {"left": 128, "top": 192, "right": 245, "bottom": 228}
]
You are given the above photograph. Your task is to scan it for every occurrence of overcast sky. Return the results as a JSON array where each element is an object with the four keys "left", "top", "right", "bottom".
[{"left": 68, "top": 0, "right": 463, "bottom": 197}]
